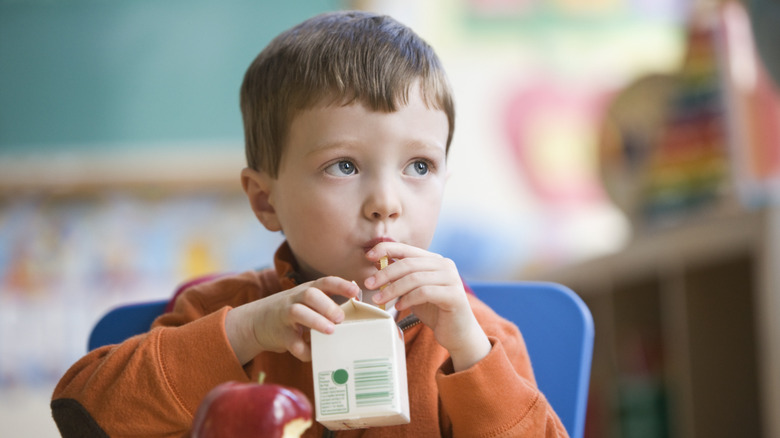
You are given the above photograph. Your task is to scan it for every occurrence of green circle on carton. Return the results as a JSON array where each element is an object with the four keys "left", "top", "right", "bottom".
[{"left": 332, "top": 369, "right": 348, "bottom": 385}]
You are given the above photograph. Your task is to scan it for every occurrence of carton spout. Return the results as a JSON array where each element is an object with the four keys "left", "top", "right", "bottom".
[{"left": 343, "top": 298, "right": 392, "bottom": 321}]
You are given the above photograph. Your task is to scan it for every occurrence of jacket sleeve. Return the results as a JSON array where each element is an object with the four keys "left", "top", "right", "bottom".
[
  {"left": 435, "top": 302, "right": 570, "bottom": 438},
  {"left": 51, "top": 298, "right": 249, "bottom": 437}
]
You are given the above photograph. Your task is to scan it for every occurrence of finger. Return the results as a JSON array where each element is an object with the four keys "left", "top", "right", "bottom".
[
  {"left": 288, "top": 300, "right": 338, "bottom": 334},
  {"left": 294, "top": 283, "right": 353, "bottom": 324},
  {"left": 287, "top": 337, "right": 312, "bottom": 362},
  {"left": 366, "top": 241, "right": 434, "bottom": 263},
  {"left": 372, "top": 270, "right": 441, "bottom": 306},
  {"left": 366, "top": 256, "right": 451, "bottom": 291},
  {"left": 313, "top": 276, "right": 361, "bottom": 300},
  {"left": 393, "top": 284, "right": 460, "bottom": 311},
  {"left": 375, "top": 264, "right": 466, "bottom": 309}
]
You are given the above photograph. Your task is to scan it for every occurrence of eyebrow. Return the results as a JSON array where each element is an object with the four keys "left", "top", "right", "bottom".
[
  {"left": 305, "top": 139, "right": 361, "bottom": 158},
  {"left": 403, "top": 139, "right": 448, "bottom": 158},
  {"left": 306, "top": 137, "right": 446, "bottom": 157}
]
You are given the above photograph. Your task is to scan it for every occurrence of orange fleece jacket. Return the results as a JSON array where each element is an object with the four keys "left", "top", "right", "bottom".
[{"left": 52, "top": 243, "right": 568, "bottom": 437}]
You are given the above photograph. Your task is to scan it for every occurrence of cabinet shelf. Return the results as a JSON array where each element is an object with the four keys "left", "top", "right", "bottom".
[{"left": 530, "top": 206, "right": 779, "bottom": 438}]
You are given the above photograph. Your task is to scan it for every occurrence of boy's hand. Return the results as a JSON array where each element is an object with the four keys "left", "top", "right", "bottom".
[
  {"left": 364, "top": 242, "right": 491, "bottom": 372},
  {"left": 225, "top": 277, "right": 360, "bottom": 364}
]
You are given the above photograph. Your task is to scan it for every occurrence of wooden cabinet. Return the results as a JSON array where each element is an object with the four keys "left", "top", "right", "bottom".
[{"left": 530, "top": 206, "right": 780, "bottom": 438}]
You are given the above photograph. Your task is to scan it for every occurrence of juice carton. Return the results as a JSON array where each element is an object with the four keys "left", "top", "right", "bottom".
[{"left": 310, "top": 299, "right": 410, "bottom": 430}]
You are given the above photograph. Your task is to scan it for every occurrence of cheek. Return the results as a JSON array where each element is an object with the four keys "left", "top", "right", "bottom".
[
  {"left": 408, "top": 187, "right": 445, "bottom": 243},
  {"left": 300, "top": 189, "right": 346, "bottom": 215},
  {"left": 279, "top": 188, "right": 352, "bottom": 233}
]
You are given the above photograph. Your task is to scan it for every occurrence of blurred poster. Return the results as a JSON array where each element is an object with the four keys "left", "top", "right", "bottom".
[{"left": 719, "top": 0, "right": 780, "bottom": 206}]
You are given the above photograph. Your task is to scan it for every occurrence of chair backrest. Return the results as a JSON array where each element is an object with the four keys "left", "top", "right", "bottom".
[
  {"left": 88, "top": 300, "right": 168, "bottom": 351},
  {"left": 88, "top": 281, "right": 594, "bottom": 438},
  {"left": 87, "top": 273, "right": 227, "bottom": 351},
  {"left": 470, "top": 281, "right": 594, "bottom": 438}
]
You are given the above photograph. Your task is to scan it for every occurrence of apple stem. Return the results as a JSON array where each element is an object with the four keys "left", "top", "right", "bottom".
[{"left": 258, "top": 371, "right": 266, "bottom": 385}]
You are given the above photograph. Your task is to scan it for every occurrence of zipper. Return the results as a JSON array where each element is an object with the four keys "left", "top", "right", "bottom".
[{"left": 397, "top": 314, "right": 421, "bottom": 331}]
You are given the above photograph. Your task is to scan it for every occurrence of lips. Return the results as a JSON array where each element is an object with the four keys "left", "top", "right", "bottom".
[{"left": 363, "top": 237, "right": 395, "bottom": 252}]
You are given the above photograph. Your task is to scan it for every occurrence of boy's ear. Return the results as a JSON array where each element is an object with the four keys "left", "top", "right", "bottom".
[{"left": 240, "top": 167, "right": 282, "bottom": 232}]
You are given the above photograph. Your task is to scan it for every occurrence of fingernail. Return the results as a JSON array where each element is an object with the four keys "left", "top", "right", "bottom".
[
  {"left": 352, "top": 281, "right": 362, "bottom": 301},
  {"left": 365, "top": 277, "right": 375, "bottom": 288},
  {"left": 373, "top": 293, "right": 383, "bottom": 303}
]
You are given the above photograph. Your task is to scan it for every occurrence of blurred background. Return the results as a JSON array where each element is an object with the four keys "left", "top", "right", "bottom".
[{"left": 2, "top": 0, "right": 779, "bottom": 436}]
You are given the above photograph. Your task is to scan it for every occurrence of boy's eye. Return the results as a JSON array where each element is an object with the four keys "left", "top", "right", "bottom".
[
  {"left": 324, "top": 160, "right": 357, "bottom": 176},
  {"left": 404, "top": 160, "right": 430, "bottom": 176}
]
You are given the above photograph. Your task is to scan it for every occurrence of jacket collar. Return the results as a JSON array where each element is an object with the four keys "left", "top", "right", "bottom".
[{"left": 273, "top": 241, "right": 305, "bottom": 290}]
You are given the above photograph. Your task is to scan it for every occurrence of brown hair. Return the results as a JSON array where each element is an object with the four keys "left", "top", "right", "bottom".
[{"left": 239, "top": 10, "right": 455, "bottom": 177}]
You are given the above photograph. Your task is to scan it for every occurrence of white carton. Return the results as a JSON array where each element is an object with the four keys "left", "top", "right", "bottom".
[{"left": 311, "top": 299, "right": 410, "bottom": 430}]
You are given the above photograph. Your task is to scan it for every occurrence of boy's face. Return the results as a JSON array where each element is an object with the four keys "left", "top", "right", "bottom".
[{"left": 254, "top": 86, "right": 449, "bottom": 285}]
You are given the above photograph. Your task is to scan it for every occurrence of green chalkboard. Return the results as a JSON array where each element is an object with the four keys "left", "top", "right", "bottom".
[{"left": 0, "top": 0, "right": 338, "bottom": 155}]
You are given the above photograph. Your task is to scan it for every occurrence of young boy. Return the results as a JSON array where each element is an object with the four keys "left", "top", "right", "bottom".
[{"left": 52, "top": 10, "right": 568, "bottom": 437}]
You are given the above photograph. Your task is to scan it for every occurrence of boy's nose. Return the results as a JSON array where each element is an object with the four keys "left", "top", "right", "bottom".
[{"left": 363, "top": 182, "right": 402, "bottom": 220}]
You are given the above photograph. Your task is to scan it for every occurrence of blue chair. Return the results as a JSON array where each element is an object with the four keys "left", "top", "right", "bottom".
[
  {"left": 88, "top": 281, "right": 594, "bottom": 438},
  {"left": 87, "top": 272, "right": 228, "bottom": 351},
  {"left": 471, "top": 281, "right": 594, "bottom": 438},
  {"left": 88, "top": 300, "right": 168, "bottom": 352}
]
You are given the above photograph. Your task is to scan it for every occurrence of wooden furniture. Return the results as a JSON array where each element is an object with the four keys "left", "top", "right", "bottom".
[{"left": 530, "top": 205, "right": 780, "bottom": 438}]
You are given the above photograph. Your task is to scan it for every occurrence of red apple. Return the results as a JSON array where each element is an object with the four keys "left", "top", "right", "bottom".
[{"left": 192, "top": 373, "right": 312, "bottom": 438}]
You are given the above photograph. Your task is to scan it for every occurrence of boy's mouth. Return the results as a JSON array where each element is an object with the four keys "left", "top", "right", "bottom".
[{"left": 363, "top": 237, "right": 395, "bottom": 252}]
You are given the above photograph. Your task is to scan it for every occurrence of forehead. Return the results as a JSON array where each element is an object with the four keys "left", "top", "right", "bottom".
[{"left": 285, "top": 94, "right": 449, "bottom": 159}]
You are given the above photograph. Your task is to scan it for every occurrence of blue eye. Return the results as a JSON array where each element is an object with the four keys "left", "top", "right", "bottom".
[
  {"left": 405, "top": 160, "right": 430, "bottom": 176},
  {"left": 324, "top": 160, "right": 357, "bottom": 176}
]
